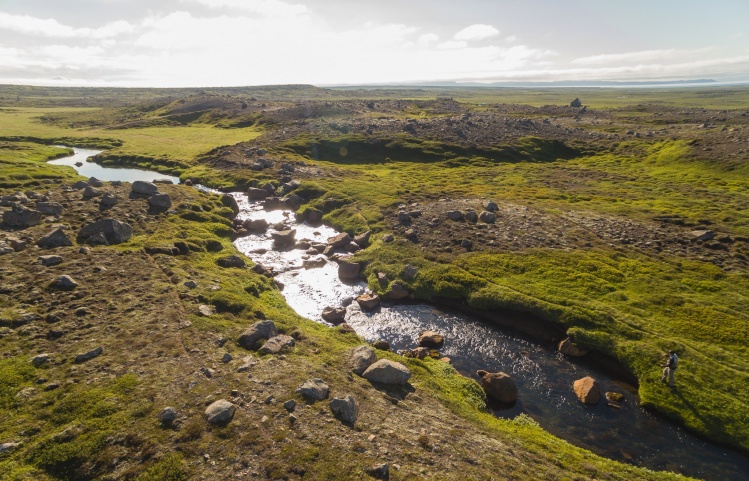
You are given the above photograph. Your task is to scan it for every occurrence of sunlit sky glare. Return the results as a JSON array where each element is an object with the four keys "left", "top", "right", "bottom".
[{"left": 1, "top": 0, "right": 748, "bottom": 87}]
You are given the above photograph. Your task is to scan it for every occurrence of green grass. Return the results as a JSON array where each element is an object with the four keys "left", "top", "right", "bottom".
[{"left": 0, "top": 142, "right": 80, "bottom": 188}]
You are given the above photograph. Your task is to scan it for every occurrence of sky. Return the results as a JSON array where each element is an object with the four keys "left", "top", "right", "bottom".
[{"left": 0, "top": 0, "right": 748, "bottom": 87}]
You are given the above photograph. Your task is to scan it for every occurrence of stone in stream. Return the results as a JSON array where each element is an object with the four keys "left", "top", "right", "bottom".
[
  {"left": 349, "top": 345, "right": 377, "bottom": 375},
  {"left": 477, "top": 370, "right": 517, "bottom": 404},
  {"left": 296, "top": 379, "right": 329, "bottom": 402},
  {"left": 356, "top": 293, "right": 380, "bottom": 311},
  {"left": 205, "top": 399, "right": 236, "bottom": 425},
  {"left": 557, "top": 337, "right": 589, "bottom": 357},
  {"left": 37, "top": 228, "right": 72, "bottom": 249},
  {"left": 605, "top": 391, "right": 624, "bottom": 403},
  {"left": 337, "top": 256, "right": 360, "bottom": 280},
  {"left": 362, "top": 359, "right": 411, "bottom": 385},
  {"left": 327, "top": 232, "right": 352, "bottom": 248},
  {"left": 238, "top": 320, "right": 278, "bottom": 350},
  {"left": 330, "top": 395, "right": 358, "bottom": 425},
  {"left": 372, "top": 340, "right": 390, "bottom": 351},
  {"left": 247, "top": 187, "right": 269, "bottom": 200},
  {"left": 271, "top": 229, "right": 296, "bottom": 248},
  {"left": 243, "top": 218, "right": 269, "bottom": 232},
  {"left": 306, "top": 208, "right": 323, "bottom": 224},
  {"left": 387, "top": 282, "right": 410, "bottom": 300},
  {"left": 573, "top": 376, "right": 600, "bottom": 404},
  {"left": 321, "top": 306, "right": 347, "bottom": 324},
  {"left": 418, "top": 331, "right": 445, "bottom": 348}
]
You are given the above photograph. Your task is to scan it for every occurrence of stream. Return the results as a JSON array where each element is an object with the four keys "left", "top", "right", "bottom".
[{"left": 51, "top": 149, "right": 749, "bottom": 481}]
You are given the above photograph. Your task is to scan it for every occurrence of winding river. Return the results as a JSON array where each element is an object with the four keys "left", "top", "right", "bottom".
[{"left": 52, "top": 148, "right": 749, "bottom": 481}]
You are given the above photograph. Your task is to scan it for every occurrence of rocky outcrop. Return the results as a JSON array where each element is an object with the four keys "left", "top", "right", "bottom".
[
  {"left": 477, "top": 370, "right": 517, "bottom": 404},
  {"left": 78, "top": 219, "right": 133, "bottom": 245},
  {"left": 362, "top": 359, "right": 411, "bottom": 385},
  {"left": 573, "top": 376, "right": 600, "bottom": 404},
  {"left": 239, "top": 320, "right": 278, "bottom": 350}
]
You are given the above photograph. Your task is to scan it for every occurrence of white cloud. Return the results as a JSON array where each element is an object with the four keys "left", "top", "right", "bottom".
[
  {"left": 454, "top": 24, "right": 500, "bottom": 42},
  {"left": 505, "top": 35, "right": 518, "bottom": 43},
  {"left": 0, "top": 12, "right": 134, "bottom": 39},
  {"left": 571, "top": 48, "right": 713, "bottom": 66},
  {"left": 437, "top": 40, "right": 467, "bottom": 50},
  {"left": 181, "top": 0, "right": 308, "bottom": 16},
  {"left": 418, "top": 33, "right": 439, "bottom": 45}
]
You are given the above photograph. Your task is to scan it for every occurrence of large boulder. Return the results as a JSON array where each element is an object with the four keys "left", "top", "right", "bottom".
[
  {"left": 349, "top": 345, "right": 377, "bottom": 375},
  {"left": 573, "top": 376, "right": 600, "bottom": 404},
  {"left": 258, "top": 334, "right": 295, "bottom": 354},
  {"left": 78, "top": 219, "right": 133, "bottom": 245},
  {"left": 483, "top": 200, "right": 499, "bottom": 212},
  {"left": 418, "top": 331, "right": 445, "bottom": 348},
  {"left": 337, "top": 257, "right": 360, "bottom": 280},
  {"left": 558, "top": 337, "right": 589, "bottom": 357},
  {"left": 220, "top": 194, "right": 239, "bottom": 217},
  {"left": 247, "top": 187, "right": 269, "bottom": 200},
  {"left": 477, "top": 370, "right": 517, "bottom": 404},
  {"left": 479, "top": 211, "right": 496, "bottom": 224},
  {"left": 3, "top": 205, "right": 43, "bottom": 227},
  {"left": 362, "top": 359, "right": 411, "bottom": 385},
  {"left": 205, "top": 399, "right": 236, "bottom": 424},
  {"left": 330, "top": 395, "right": 358, "bottom": 425},
  {"left": 37, "top": 228, "right": 72, "bottom": 249},
  {"left": 296, "top": 379, "right": 329, "bottom": 402},
  {"left": 243, "top": 218, "right": 269, "bottom": 232},
  {"left": 131, "top": 181, "right": 158, "bottom": 196},
  {"left": 238, "top": 320, "right": 278, "bottom": 350}
]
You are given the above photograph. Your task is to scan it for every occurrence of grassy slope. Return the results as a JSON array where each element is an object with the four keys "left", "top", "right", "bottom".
[{"left": 0, "top": 145, "right": 690, "bottom": 480}]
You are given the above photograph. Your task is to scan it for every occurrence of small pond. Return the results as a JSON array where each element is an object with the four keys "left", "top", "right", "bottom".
[{"left": 48, "top": 146, "right": 180, "bottom": 184}]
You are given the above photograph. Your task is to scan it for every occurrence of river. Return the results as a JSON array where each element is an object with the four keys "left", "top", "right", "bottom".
[{"left": 50, "top": 149, "right": 749, "bottom": 481}]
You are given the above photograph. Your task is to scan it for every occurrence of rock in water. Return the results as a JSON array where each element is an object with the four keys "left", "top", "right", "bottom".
[
  {"left": 349, "top": 345, "right": 377, "bottom": 375},
  {"left": 205, "top": 400, "right": 236, "bottom": 424},
  {"left": 78, "top": 219, "right": 133, "bottom": 245},
  {"left": 573, "top": 376, "right": 600, "bottom": 404},
  {"left": 330, "top": 395, "right": 358, "bottom": 425},
  {"left": 558, "top": 337, "right": 589, "bottom": 357},
  {"left": 356, "top": 293, "right": 380, "bottom": 311},
  {"left": 362, "top": 359, "right": 411, "bottom": 385},
  {"left": 321, "top": 306, "right": 347, "bottom": 324},
  {"left": 337, "top": 256, "right": 360, "bottom": 280},
  {"left": 238, "top": 320, "right": 278, "bottom": 350},
  {"left": 418, "top": 331, "right": 444, "bottom": 348},
  {"left": 327, "top": 232, "right": 352, "bottom": 248},
  {"left": 477, "top": 370, "right": 517, "bottom": 404}
]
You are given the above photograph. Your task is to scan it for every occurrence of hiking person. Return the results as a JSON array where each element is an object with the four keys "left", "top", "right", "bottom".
[{"left": 661, "top": 350, "right": 678, "bottom": 387}]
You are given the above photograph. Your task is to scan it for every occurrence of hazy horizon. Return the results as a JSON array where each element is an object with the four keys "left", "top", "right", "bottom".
[{"left": 1, "top": 0, "right": 748, "bottom": 88}]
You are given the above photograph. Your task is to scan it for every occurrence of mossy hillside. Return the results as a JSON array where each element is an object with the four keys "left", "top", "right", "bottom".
[{"left": 0, "top": 161, "right": 693, "bottom": 479}]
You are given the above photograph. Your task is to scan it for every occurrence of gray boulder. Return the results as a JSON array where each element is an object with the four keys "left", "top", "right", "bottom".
[
  {"left": 479, "top": 211, "right": 496, "bottom": 224},
  {"left": 37, "top": 202, "right": 63, "bottom": 216},
  {"left": 38, "top": 255, "right": 63, "bottom": 267},
  {"left": 220, "top": 194, "right": 239, "bottom": 217},
  {"left": 131, "top": 180, "right": 158, "bottom": 196},
  {"left": 258, "top": 335, "right": 295, "bottom": 354},
  {"left": 217, "top": 255, "right": 246, "bottom": 268},
  {"left": 238, "top": 320, "right": 278, "bottom": 350},
  {"left": 37, "top": 228, "right": 72, "bottom": 249},
  {"left": 78, "top": 219, "right": 133, "bottom": 245},
  {"left": 148, "top": 193, "right": 172, "bottom": 211},
  {"left": 353, "top": 230, "right": 372, "bottom": 248},
  {"left": 362, "top": 359, "right": 412, "bottom": 385},
  {"left": 3, "top": 205, "right": 43, "bottom": 227},
  {"left": 483, "top": 200, "right": 499, "bottom": 212},
  {"left": 328, "top": 232, "right": 352, "bottom": 248},
  {"left": 296, "top": 379, "right": 329, "bottom": 402},
  {"left": 205, "top": 399, "right": 236, "bottom": 424},
  {"left": 158, "top": 407, "right": 177, "bottom": 425},
  {"left": 330, "top": 395, "right": 358, "bottom": 425},
  {"left": 349, "top": 345, "right": 377, "bottom": 375},
  {"left": 74, "top": 346, "right": 103, "bottom": 363},
  {"left": 88, "top": 177, "right": 104, "bottom": 187},
  {"left": 337, "top": 257, "right": 360, "bottom": 280},
  {"left": 446, "top": 210, "right": 464, "bottom": 221},
  {"left": 247, "top": 187, "right": 269, "bottom": 200},
  {"left": 50, "top": 275, "right": 78, "bottom": 290},
  {"left": 271, "top": 229, "right": 296, "bottom": 248},
  {"left": 99, "top": 193, "right": 118, "bottom": 208},
  {"left": 82, "top": 186, "right": 102, "bottom": 198}
]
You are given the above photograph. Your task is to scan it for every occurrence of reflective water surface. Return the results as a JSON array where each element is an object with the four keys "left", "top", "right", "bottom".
[
  {"left": 231, "top": 193, "right": 749, "bottom": 481},
  {"left": 49, "top": 147, "right": 180, "bottom": 184}
]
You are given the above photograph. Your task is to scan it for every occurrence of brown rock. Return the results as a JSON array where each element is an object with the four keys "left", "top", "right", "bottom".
[
  {"left": 418, "top": 331, "right": 445, "bottom": 348},
  {"left": 558, "top": 337, "right": 588, "bottom": 357},
  {"left": 573, "top": 376, "right": 600, "bottom": 404},
  {"left": 356, "top": 293, "right": 380, "bottom": 311},
  {"left": 477, "top": 370, "right": 517, "bottom": 404}
]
